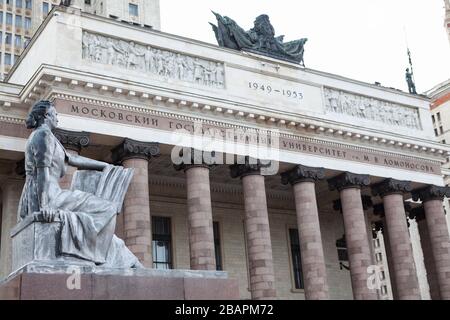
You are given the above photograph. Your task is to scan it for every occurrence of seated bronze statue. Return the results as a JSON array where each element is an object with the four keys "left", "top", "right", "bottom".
[{"left": 18, "top": 100, "right": 141, "bottom": 268}]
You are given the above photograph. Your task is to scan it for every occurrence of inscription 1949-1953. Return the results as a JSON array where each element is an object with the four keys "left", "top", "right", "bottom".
[{"left": 248, "top": 81, "right": 304, "bottom": 101}]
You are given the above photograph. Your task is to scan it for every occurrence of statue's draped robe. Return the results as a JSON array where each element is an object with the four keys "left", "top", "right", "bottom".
[{"left": 18, "top": 125, "right": 139, "bottom": 268}]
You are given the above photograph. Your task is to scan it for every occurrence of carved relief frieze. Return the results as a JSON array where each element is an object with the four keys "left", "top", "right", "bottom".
[
  {"left": 324, "top": 87, "right": 421, "bottom": 130},
  {"left": 82, "top": 31, "right": 225, "bottom": 89}
]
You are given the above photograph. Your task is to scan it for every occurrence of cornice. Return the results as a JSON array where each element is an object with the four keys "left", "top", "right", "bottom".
[
  {"left": 45, "top": 91, "right": 446, "bottom": 166},
  {"left": 9, "top": 64, "right": 441, "bottom": 154},
  {"left": 4, "top": 68, "right": 448, "bottom": 161}
]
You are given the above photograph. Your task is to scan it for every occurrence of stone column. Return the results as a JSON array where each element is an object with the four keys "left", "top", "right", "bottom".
[
  {"left": 413, "top": 186, "right": 450, "bottom": 300},
  {"left": 0, "top": 178, "right": 24, "bottom": 278},
  {"left": 175, "top": 149, "right": 216, "bottom": 271},
  {"left": 374, "top": 207, "right": 399, "bottom": 300},
  {"left": 54, "top": 129, "right": 90, "bottom": 190},
  {"left": 230, "top": 160, "right": 276, "bottom": 300},
  {"left": 372, "top": 179, "right": 421, "bottom": 300},
  {"left": 409, "top": 207, "right": 441, "bottom": 300},
  {"left": 281, "top": 165, "right": 329, "bottom": 300},
  {"left": 328, "top": 172, "right": 378, "bottom": 300},
  {"left": 112, "top": 138, "right": 160, "bottom": 268}
]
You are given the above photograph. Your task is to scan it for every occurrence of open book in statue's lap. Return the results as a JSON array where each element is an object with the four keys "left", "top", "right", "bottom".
[{"left": 15, "top": 100, "right": 141, "bottom": 269}]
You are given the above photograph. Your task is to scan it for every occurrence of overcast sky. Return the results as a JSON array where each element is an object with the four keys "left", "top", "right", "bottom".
[{"left": 160, "top": 0, "right": 450, "bottom": 93}]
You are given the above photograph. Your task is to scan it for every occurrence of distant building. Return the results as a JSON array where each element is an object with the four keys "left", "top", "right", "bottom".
[{"left": 0, "top": 0, "right": 160, "bottom": 80}]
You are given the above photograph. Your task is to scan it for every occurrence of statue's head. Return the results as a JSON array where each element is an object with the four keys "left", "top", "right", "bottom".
[
  {"left": 253, "top": 14, "right": 275, "bottom": 36},
  {"left": 255, "top": 14, "right": 270, "bottom": 26},
  {"left": 26, "top": 100, "right": 58, "bottom": 130}
]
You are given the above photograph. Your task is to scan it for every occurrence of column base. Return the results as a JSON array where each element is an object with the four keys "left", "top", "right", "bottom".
[{"left": 0, "top": 262, "right": 240, "bottom": 300}]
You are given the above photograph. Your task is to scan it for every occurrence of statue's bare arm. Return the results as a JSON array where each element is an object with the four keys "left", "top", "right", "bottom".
[{"left": 67, "top": 154, "right": 110, "bottom": 171}]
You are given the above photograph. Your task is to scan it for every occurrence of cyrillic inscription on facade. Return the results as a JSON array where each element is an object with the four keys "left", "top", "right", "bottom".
[
  {"left": 55, "top": 99, "right": 440, "bottom": 175},
  {"left": 82, "top": 31, "right": 225, "bottom": 89},
  {"left": 324, "top": 87, "right": 422, "bottom": 130},
  {"left": 280, "top": 138, "right": 439, "bottom": 175}
]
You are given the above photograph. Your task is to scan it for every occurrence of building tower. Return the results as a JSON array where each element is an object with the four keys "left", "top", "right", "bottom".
[{"left": 0, "top": 0, "right": 160, "bottom": 80}]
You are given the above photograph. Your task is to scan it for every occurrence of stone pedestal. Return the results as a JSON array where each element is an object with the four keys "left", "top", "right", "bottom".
[
  {"left": 0, "top": 263, "right": 240, "bottom": 300},
  {"left": 10, "top": 215, "right": 63, "bottom": 273}
]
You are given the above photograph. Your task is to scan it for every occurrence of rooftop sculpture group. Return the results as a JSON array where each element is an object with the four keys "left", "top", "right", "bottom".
[{"left": 210, "top": 12, "right": 308, "bottom": 66}]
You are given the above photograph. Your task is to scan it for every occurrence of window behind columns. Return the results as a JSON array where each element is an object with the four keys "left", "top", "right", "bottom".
[
  {"left": 152, "top": 216, "right": 173, "bottom": 270},
  {"left": 213, "top": 221, "right": 223, "bottom": 271},
  {"left": 288, "top": 229, "right": 304, "bottom": 289}
]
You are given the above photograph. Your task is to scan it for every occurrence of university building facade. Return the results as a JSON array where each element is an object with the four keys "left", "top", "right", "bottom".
[{"left": 0, "top": 7, "right": 450, "bottom": 300}]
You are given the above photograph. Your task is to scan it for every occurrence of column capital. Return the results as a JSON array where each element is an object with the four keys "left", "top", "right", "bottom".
[
  {"left": 54, "top": 128, "right": 90, "bottom": 153},
  {"left": 372, "top": 178, "right": 412, "bottom": 197},
  {"left": 412, "top": 185, "right": 450, "bottom": 202},
  {"left": 281, "top": 164, "right": 325, "bottom": 185},
  {"left": 328, "top": 172, "right": 370, "bottom": 191},
  {"left": 174, "top": 148, "right": 214, "bottom": 172},
  {"left": 111, "top": 138, "right": 160, "bottom": 164},
  {"left": 229, "top": 157, "right": 271, "bottom": 179}
]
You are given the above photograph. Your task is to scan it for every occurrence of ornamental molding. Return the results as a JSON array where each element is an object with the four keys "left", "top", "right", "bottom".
[
  {"left": 230, "top": 157, "right": 273, "bottom": 179},
  {"left": 371, "top": 179, "right": 413, "bottom": 197},
  {"left": 54, "top": 128, "right": 90, "bottom": 152},
  {"left": 281, "top": 165, "right": 325, "bottom": 185},
  {"left": 48, "top": 92, "right": 446, "bottom": 165},
  {"left": 324, "top": 87, "right": 422, "bottom": 130},
  {"left": 412, "top": 185, "right": 450, "bottom": 202},
  {"left": 328, "top": 172, "right": 371, "bottom": 191},
  {"left": 82, "top": 31, "right": 225, "bottom": 89},
  {"left": 111, "top": 138, "right": 160, "bottom": 164},
  {"left": 0, "top": 115, "right": 26, "bottom": 125}
]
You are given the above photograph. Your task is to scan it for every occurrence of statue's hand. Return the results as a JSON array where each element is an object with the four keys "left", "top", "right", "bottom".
[{"left": 40, "top": 207, "right": 59, "bottom": 223}]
